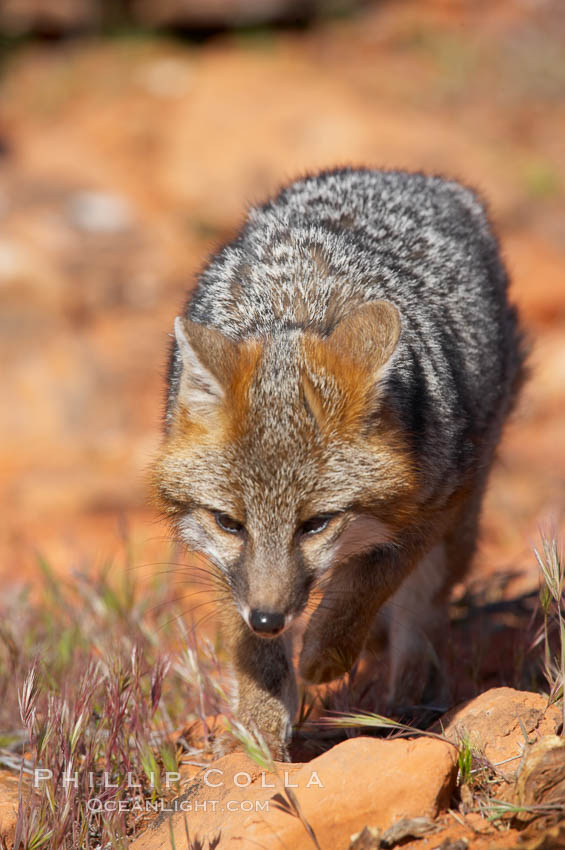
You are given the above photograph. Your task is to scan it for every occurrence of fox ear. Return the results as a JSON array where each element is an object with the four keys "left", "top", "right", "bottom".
[
  {"left": 301, "top": 301, "right": 401, "bottom": 433},
  {"left": 173, "top": 317, "right": 236, "bottom": 420},
  {"left": 327, "top": 300, "right": 401, "bottom": 371}
]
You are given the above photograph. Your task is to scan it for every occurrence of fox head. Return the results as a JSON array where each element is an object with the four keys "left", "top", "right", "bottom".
[{"left": 152, "top": 302, "right": 417, "bottom": 638}]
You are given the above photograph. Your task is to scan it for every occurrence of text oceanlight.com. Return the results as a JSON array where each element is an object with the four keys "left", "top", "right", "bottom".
[{"left": 86, "top": 799, "right": 272, "bottom": 813}]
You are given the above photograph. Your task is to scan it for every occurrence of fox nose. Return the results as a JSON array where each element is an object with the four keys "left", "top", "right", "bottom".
[{"left": 249, "top": 609, "right": 285, "bottom": 637}]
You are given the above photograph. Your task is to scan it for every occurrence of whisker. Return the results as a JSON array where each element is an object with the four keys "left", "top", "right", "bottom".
[
  {"left": 146, "top": 591, "right": 221, "bottom": 617},
  {"left": 155, "top": 596, "right": 231, "bottom": 633},
  {"left": 128, "top": 559, "right": 219, "bottom": 577},
  {"left": 192, "top": 608, "right": 228, "bottom": 632},
  {"left": 137, "top": 573, "right": 219, "bottom": 589}
]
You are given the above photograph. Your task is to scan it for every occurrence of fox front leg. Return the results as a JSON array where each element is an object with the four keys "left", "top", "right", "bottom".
[
  {"left": 223, "top": 608, "right": 297, "bottom": 761},
  {"left": 299, "top": 548, "right": 413, "bottom": 685}
]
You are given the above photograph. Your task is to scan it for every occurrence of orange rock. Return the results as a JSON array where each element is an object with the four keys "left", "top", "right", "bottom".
[
  {"left": 130, "top": 735, "right": 457, "bottom": 849},
  {"left": 439, "top": 687, "right": 561, "bottom": 778},
  {"left": 515, "top": 734, "right": 565, "bottom": 819},
  {"left": 0, "top": 770, "right": 20, "bottom": 848}
]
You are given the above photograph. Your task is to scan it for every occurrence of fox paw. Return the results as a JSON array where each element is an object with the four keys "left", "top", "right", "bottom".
[{"left": 210, "top": 731, "right": 240, "bottom": 761}]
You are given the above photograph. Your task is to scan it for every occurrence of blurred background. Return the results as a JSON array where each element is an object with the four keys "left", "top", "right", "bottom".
[{"left": 0, "top": 0, "right": 564, "bottom": 594}]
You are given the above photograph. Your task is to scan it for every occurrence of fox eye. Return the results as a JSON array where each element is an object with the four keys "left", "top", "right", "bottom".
[
  {"left": 300, "top": 514, "right": 335, "bottom": 536},
  {"left": 214, "top": 512, "right": 244, "bottom": 535}
]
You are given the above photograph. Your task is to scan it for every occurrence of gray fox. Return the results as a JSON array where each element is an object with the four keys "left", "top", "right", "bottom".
[{"left": 152, "top": 168, "right": 526, "bottom": 760}]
